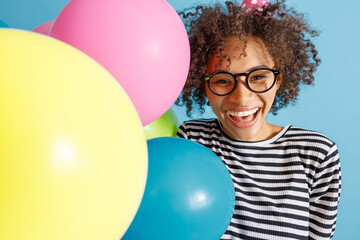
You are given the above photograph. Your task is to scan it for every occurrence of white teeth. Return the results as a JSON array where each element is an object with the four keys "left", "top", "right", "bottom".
[{"left": 227, "top": 108, "right": 258, "bottom": 117}]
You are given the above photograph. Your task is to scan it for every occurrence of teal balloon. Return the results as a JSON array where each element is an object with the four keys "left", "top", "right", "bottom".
[
  {"left": 0, "top": 19, "right": 9, "bottom": 28},
  {"left": 122, "top": 137, "right": 235, "bottom": 240}
]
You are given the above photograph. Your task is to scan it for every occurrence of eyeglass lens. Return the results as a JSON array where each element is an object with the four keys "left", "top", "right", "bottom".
[{"left": 208, "top": 69, "right": 276, "bottom": 95}]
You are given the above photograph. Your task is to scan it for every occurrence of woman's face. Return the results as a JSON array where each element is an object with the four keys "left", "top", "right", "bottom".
[{"left": 205, "top": 36, "right": 282, "bottom": 141}]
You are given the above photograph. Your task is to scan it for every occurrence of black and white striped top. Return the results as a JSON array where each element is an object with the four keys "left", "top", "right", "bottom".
[{"left": 177, "top": 118, "right": 341, "bottom": 240}]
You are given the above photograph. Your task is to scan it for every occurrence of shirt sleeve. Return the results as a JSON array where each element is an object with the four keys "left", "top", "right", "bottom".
[
  {"left": 309, "top": 143, "right": 341, "bottom": 239},
  {"left": 176, "top": 122, "right": 188, "bottom": 139}
]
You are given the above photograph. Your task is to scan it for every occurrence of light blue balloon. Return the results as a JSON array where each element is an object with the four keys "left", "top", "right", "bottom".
[
  {"left": 0, "top": 19, "right": 9, "bottom": 28},
  {"left": 122, "top": 137, "right": 235, "bottom": 240}
]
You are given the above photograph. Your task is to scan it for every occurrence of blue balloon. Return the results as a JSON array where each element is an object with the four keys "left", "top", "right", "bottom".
[
  {"left": 122, "top": 137, "right": 235, "bottom": 240},
  {"left": 0, "top": 19, "right": 9, "bottom": 28}
]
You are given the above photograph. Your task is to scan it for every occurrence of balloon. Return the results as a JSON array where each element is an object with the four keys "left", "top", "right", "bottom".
[
  {"left": 50, "top": 0, "right": 190, "bottom": 126},
  {"left": 0, "top": 19, "right": 9, "bottom": 28},
  {"left": 144, "top": 108, "right": 179, "bottom": 139},
  {"left": 32, "top": 20, "right": 54, "bottom": 35},
  {"left": 0, "top": 29, "right": 147, "bottom": 240},
  {"left": 122, "top": 137, "right": 235, "bottom": 240}
]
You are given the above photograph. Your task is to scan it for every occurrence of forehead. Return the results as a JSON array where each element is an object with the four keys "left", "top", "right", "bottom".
[{"left": 207, "top": 36, "right": 275, "bottom": 72}]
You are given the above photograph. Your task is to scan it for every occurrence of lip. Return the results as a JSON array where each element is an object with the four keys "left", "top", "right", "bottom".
[{"left": 225, "top": 107, "right": 260, "bottom": 128}]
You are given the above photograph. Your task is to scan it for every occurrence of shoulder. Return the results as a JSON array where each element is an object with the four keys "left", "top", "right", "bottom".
[
  {"left": 282, "top": 126, "right": 336, "bottom": 148},
  {"left": 177, "top": 118, "right": 220, "bottom": 139},
  {"left": 277, "top": 126, "right": 341, "bottom": 184},
  {"left": 281, "top": 126, "right": 339, "bottom": 162},
  {"left": 178, "top": 118, "right": 219, "bottom": 133},
  {"left": 180, "top": 118, "right": 218, "bottom": 128}
]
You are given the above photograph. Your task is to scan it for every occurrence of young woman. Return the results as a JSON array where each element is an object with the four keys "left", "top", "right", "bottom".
[{"left": 176, "top": 1, "right": 341, "bottom": 239}]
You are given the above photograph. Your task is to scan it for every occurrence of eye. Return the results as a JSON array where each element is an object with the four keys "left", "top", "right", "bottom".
[
  {"left": 209, "top": 73, "right": 234, "bottom": 87},
  {"left": 250, "top": 74, "right": 266, "bottom": 81},
  {"left": 248, "top": 69, "right": 274, "bottom": 82},
  {"left": 214, "top": 79, "right": 231, "bottom": 84}
]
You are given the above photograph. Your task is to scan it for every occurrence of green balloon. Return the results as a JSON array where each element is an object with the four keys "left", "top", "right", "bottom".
[{"left": 144, "top": 108, "right": 179, "bottom": 140}]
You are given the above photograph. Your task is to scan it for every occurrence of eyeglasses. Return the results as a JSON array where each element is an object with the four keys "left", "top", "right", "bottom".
[{"left": 204, "top": 68, "right": 280, "bottom": 96}]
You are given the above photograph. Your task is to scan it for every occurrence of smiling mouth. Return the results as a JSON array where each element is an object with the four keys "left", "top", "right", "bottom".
[{"left": 227, "top": 108, "right": 259, "bottom": 123}]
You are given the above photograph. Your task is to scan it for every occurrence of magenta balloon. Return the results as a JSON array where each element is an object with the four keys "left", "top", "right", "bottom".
[
  {"left": 50, "top": 0, "right": 190, "bottom": 125},
  {"left": 32, "top": 20, "right": 54, "bottom": 35}
]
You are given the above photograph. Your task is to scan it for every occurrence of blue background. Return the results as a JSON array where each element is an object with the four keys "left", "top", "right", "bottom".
[{"left": 1, "top": 0, "right": 358, "bottom": 239}]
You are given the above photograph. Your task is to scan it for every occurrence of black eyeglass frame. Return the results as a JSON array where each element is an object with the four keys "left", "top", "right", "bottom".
[{"left": 204, "top": 68, "right": 281, "bottom": 96}]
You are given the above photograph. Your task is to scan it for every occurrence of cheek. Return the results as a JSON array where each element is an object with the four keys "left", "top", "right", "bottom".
[
  {"left": 206, "top": 91, "right": 223, "bottom": 109},
  {"left": 204, "top": 85, "right": 219, "bottom": 103},
  {"left": 203, "top": 85, "right": 209, "bottom": 97},
  {"left": 204, "top": 85, "right": 211, "bottom": 97},
  {"left": 261, "top": 90, "right": 277, "bottom": 109},
  {"left": 275, "top": 74, "right": 282, "bottom": 90}
]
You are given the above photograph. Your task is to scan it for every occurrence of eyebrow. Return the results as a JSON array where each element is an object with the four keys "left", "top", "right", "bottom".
[
  {"left": 208, "top": 64, "right": 273, "bottom": 76},
  {"left": 212, "top": 65, "right": 271, "bottom": 74},
  {"left": 245, "top": 65, "right": 271, "bottom": 72}
]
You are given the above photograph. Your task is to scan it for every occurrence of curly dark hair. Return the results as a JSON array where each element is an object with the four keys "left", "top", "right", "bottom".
[{"left": 175, "top": 0, "right": 320, "bottom": 116}]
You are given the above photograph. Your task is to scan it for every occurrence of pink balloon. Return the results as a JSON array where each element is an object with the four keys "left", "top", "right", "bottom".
[
  {"left": 32, "top": 20, "right": 54, "bottom": 35},
  {"left": 50, "top": 0, "right": 190, "bottom": 125}
]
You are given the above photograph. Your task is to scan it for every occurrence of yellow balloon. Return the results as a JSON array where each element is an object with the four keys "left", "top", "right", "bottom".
[
  {"left": 0, "top": 29, "right": 147, "bottom": 240},
  {"left": 144, "top": 108, "right": 179, "bottom": 140}
]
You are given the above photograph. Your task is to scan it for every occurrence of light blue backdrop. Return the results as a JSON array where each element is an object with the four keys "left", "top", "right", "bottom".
[{"left": 1, "top": 0, "right": 358, "bottom": 239}]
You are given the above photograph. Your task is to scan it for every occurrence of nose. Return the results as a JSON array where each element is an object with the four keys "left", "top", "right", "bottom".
[{"left": 227, "top": 78, "right": 254, "bottom": 105}]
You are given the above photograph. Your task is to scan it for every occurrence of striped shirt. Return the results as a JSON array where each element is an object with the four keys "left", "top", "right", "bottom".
[{"left": 177, "top": 118, "right": 341, "bottom": 240}]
